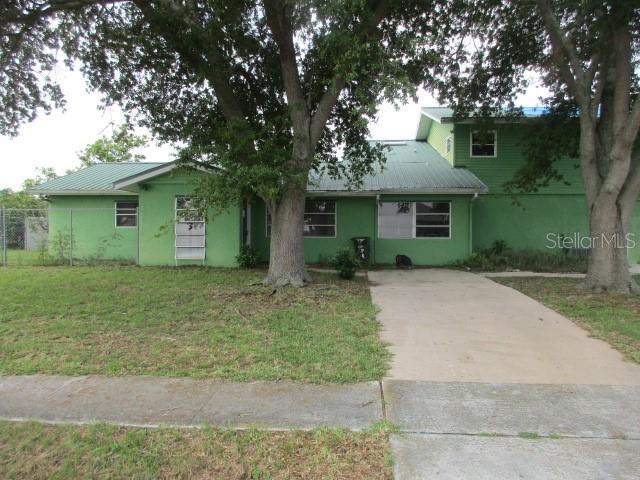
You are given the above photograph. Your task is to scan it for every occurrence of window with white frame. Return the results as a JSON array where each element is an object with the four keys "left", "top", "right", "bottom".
[
  {"left": 444, "top": 135, "right": 453, "bottom": 155},
  {"left": 470, "top": 130, "right": 497, "bottom": 157},
  {"left": 266, "top": 199, "right": 336, "bottom": 237},
  {"left": 378, "top": 201, "right": 450, "bottom": 239},
  {"left": 175, "top": 196, "right": 205, "bottom": 259},
  {"left": 115, "top": 201, "right": 138, "bottom": 227}
]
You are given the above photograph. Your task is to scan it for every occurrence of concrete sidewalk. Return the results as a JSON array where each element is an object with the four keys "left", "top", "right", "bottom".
[
  {"left": 477, "top": 263, "right": 640, "bottom": 277},
  {"left": 0, "top": 375, "right": 382, "bottom": 430},
  {"left": 392, "top": 435, "right": 640, "bottom": 480},
  {"left": 384, "top": 380, "right": 640, "bottom": 480},
  {"left": 2, "top": 375, "right": 639, "bottom": 478}
]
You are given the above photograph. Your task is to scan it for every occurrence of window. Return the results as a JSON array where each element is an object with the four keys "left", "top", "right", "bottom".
[
  {"left": 444, "top": 135, "right": 453, "bottom": 154},
  {"left": 415, "top": 202, "right": 451, "bottom": 237},
  {"left": 266, "top": 199, "right": 336, "bottom": 237},
  {"left": 175, "top": 196, "right": 205, "bottom": 260},
  {"left": 378, "top": 201, "right": 450, "bottom": 239},
  {"left": 470, "top": 130, "right": 497, "bottom": 157},
  {"left": 115, "top": 201, "right": 138, "bottom": 227}
]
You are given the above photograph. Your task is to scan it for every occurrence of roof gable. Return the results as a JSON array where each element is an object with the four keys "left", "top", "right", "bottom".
[{"left": 27, "top": 163, "right": 166, "bottom": 195}]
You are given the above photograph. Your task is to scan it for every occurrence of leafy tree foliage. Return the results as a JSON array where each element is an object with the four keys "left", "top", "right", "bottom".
[
  {"left": 77, "top": 124, "right": 148, "bottom": 168},
  {"left": 0, "top": 188, "right": 45, "bottom": 209},
  {"left": 1, "top": 0, "right": 462, "bottom": 285},
  {"left": 21, "top": 166, "right": 58, "bottom": 190},
  {"left": 433, "top": 0, "right": 640, "bottom": 293}
]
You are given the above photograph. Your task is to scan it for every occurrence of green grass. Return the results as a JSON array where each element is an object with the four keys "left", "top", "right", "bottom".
[
  {"left": 494, "top": 276, "right": 640, "bottom": 363},
  {"left": 4, "top": 249, "right": 136, "bottom": 266},
  {"left": 0, "top": 421, "right": 392, "bottom": 480},
  {"left": 0, "top": 266, "right": 389, "bottom": 383},
  {"left": 5, "top": 249, "right": 49, "bottom": 266}
]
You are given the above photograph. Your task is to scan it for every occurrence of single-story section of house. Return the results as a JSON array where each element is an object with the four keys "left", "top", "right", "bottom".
[{"left": 28, "top": 107, "right": 640, "bottom": 266}]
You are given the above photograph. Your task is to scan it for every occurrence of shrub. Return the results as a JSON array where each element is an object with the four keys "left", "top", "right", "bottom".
[
  {"left": 456, "top": 240, "right": 587, "bottom": 273},
  {"left": 236, "top": 245, "right": 260, "bottom": 268},
  {"left": 49, "top": 228, "right": 75, "bottom": 264},
  {"left": 332, "top": 248, "right": 360, "bottom": 279},
  {"left": 459, "top": 252, "right": 495, "bottom": 271},
  {"left": 486, "top": 239, "right": 509, "bottom": 256}
]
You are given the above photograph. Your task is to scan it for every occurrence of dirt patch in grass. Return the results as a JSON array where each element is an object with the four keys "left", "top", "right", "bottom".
[
  {"left": 0, "top": 266, "right": 389, "bottom": 383},
  {"left": 494, "top": 276, "right": 640, "bottom": 363},
  {"left": 0, "top": 421, "right": 393, "bottom": 480}
]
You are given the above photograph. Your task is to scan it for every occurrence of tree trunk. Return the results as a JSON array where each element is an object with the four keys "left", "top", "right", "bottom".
[
  {"left": 264, "top": 186, "right": 310, "bottom": 287},
  {"left": 584, "top": 197, "right": 637, "bottom": 293}
]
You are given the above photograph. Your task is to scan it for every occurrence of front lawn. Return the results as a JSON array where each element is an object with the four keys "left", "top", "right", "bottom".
[
  {"left": 0, "top": 421, "right": 393, "bottom": 480},
  {"left": 0, "top": 267, "right": 389, "bottom": 383},
  {"left": 494, "top": 276, "right": 640, "bottom": 363}
]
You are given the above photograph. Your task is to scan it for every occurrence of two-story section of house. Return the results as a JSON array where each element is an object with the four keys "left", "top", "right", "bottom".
[
  {"left": 30, "top": 106, "right": 640, "bottom": 266},
  {"left": 415, "top": 107, "right": 607, "bottom": 257}
]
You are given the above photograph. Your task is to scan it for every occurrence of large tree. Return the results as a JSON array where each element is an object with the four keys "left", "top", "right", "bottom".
[
  {"left": 1, "top": 0, "right": 458, "bottom": 286},
  {"left": 437, "top": 0, "right": 640, "bottom": 293}
]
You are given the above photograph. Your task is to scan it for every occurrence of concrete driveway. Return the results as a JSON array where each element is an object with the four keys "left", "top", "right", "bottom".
[{"left": 369, "top": 269, "right": 640, "bottom": 384}]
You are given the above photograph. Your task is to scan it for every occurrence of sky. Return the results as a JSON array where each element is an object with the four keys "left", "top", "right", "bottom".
[{"left": 0, "top": 65, "right": 546, "bottom": 191}]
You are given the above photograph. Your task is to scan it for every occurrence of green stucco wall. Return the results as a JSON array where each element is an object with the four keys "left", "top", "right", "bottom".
[
  {"left": 453, "top": 123, "right": 584, "bottom": 194},
  {"left": 426, "top": 120, "right": 455, "bottom": 164},
  {"left": 471, "top": 194, "right": 589, "bottom": 251},
  {"left": 471, "top": 194, "right": 640, "bottom": 264},
  {"left": 137, "top": 171, "right": 242, "bottom": 267},
  {"left": 251, "top": 195, "right": 472, "bottom": 266},
  {"left": 47, "top": 196, "right": 139, "bottom": 262}
]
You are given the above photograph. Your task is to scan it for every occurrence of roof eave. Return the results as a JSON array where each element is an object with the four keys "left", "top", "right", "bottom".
[
  {"left": 420, "top": 110, "right": 445, "bottom": 124},
  {"left": 25, "top": 189, "right": 138, "bottom": 196},
  {"left": 307, "top": 187, "right": 488, "bottom": 196}
]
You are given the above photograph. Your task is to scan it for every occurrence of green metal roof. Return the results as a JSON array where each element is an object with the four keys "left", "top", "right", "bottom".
[
  {"left": 29, "top": 141, "right": 486, "bottom": 195},
  {"left": 28, "top": 163, "right": 166, "bottom": 195},
  {"left": 309, "top": 141, "right": 487, "bottom": 193}
]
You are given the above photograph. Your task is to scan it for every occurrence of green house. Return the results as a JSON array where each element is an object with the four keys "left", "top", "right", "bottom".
[{"left": 29, "top": 107, "right": 640, "bottom": 266}]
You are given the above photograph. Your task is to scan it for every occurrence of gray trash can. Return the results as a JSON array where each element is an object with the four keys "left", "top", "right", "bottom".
[{"left": 351, "top": 237, "right": 370, "bottom": 263}]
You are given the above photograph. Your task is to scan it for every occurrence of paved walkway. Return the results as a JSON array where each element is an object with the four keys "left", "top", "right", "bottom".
[
  {"left": 1, "top": 375, "right": 639, "bottom": 478},
  {"left": 368, "top": 269, "right": 640, "bottom": 384},
  {"left": 480, "top": 263, "right": 640, "bottom": 277},
  {"left": 386, "top": 381, "right": 640, "bottom": 480},
  {"left": 0, "top": 375, "right": 381, "bottom": 430}
]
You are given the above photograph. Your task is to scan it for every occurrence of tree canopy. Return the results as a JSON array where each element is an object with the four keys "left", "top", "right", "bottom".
[{"left": 1, "top": 0, "right": 465, "bottom": 285}]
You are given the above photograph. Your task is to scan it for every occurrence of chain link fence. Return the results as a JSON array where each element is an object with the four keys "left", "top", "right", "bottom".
[{"left": 0, "top": 207, "right": 139, "bottom": 266}]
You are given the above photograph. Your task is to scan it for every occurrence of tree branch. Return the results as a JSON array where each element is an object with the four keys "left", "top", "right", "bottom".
[
  {"left": 132, "top": 0, "right": 245, "bottom": 121},
  {"left": 612, "top": 25, "right": 632, "bottom": 139},
  {"left": 309, "top": 0, "right": 390, "bottom": 145},
  {"left": 535, "top": 0, "right": 587, "bottom": 106},
  {"left": 2, "top": 0, "right": 125, "bottom": 25},
  {"left": 263, "top": 0, "right": 308, "bottom": 130}
]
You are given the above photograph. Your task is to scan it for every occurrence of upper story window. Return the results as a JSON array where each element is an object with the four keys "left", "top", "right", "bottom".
[
  {"left": 266, "top": 199, "right": 336, "bottom": 238},
  {"left": 115, "top": 201, "right": 138, "bottom": 227},
  {"left": 444, "top": 136, "right": 453, "bottom": 155},
  {"left": 470, "top": 130, "right": 497, "bottom": 157}
]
